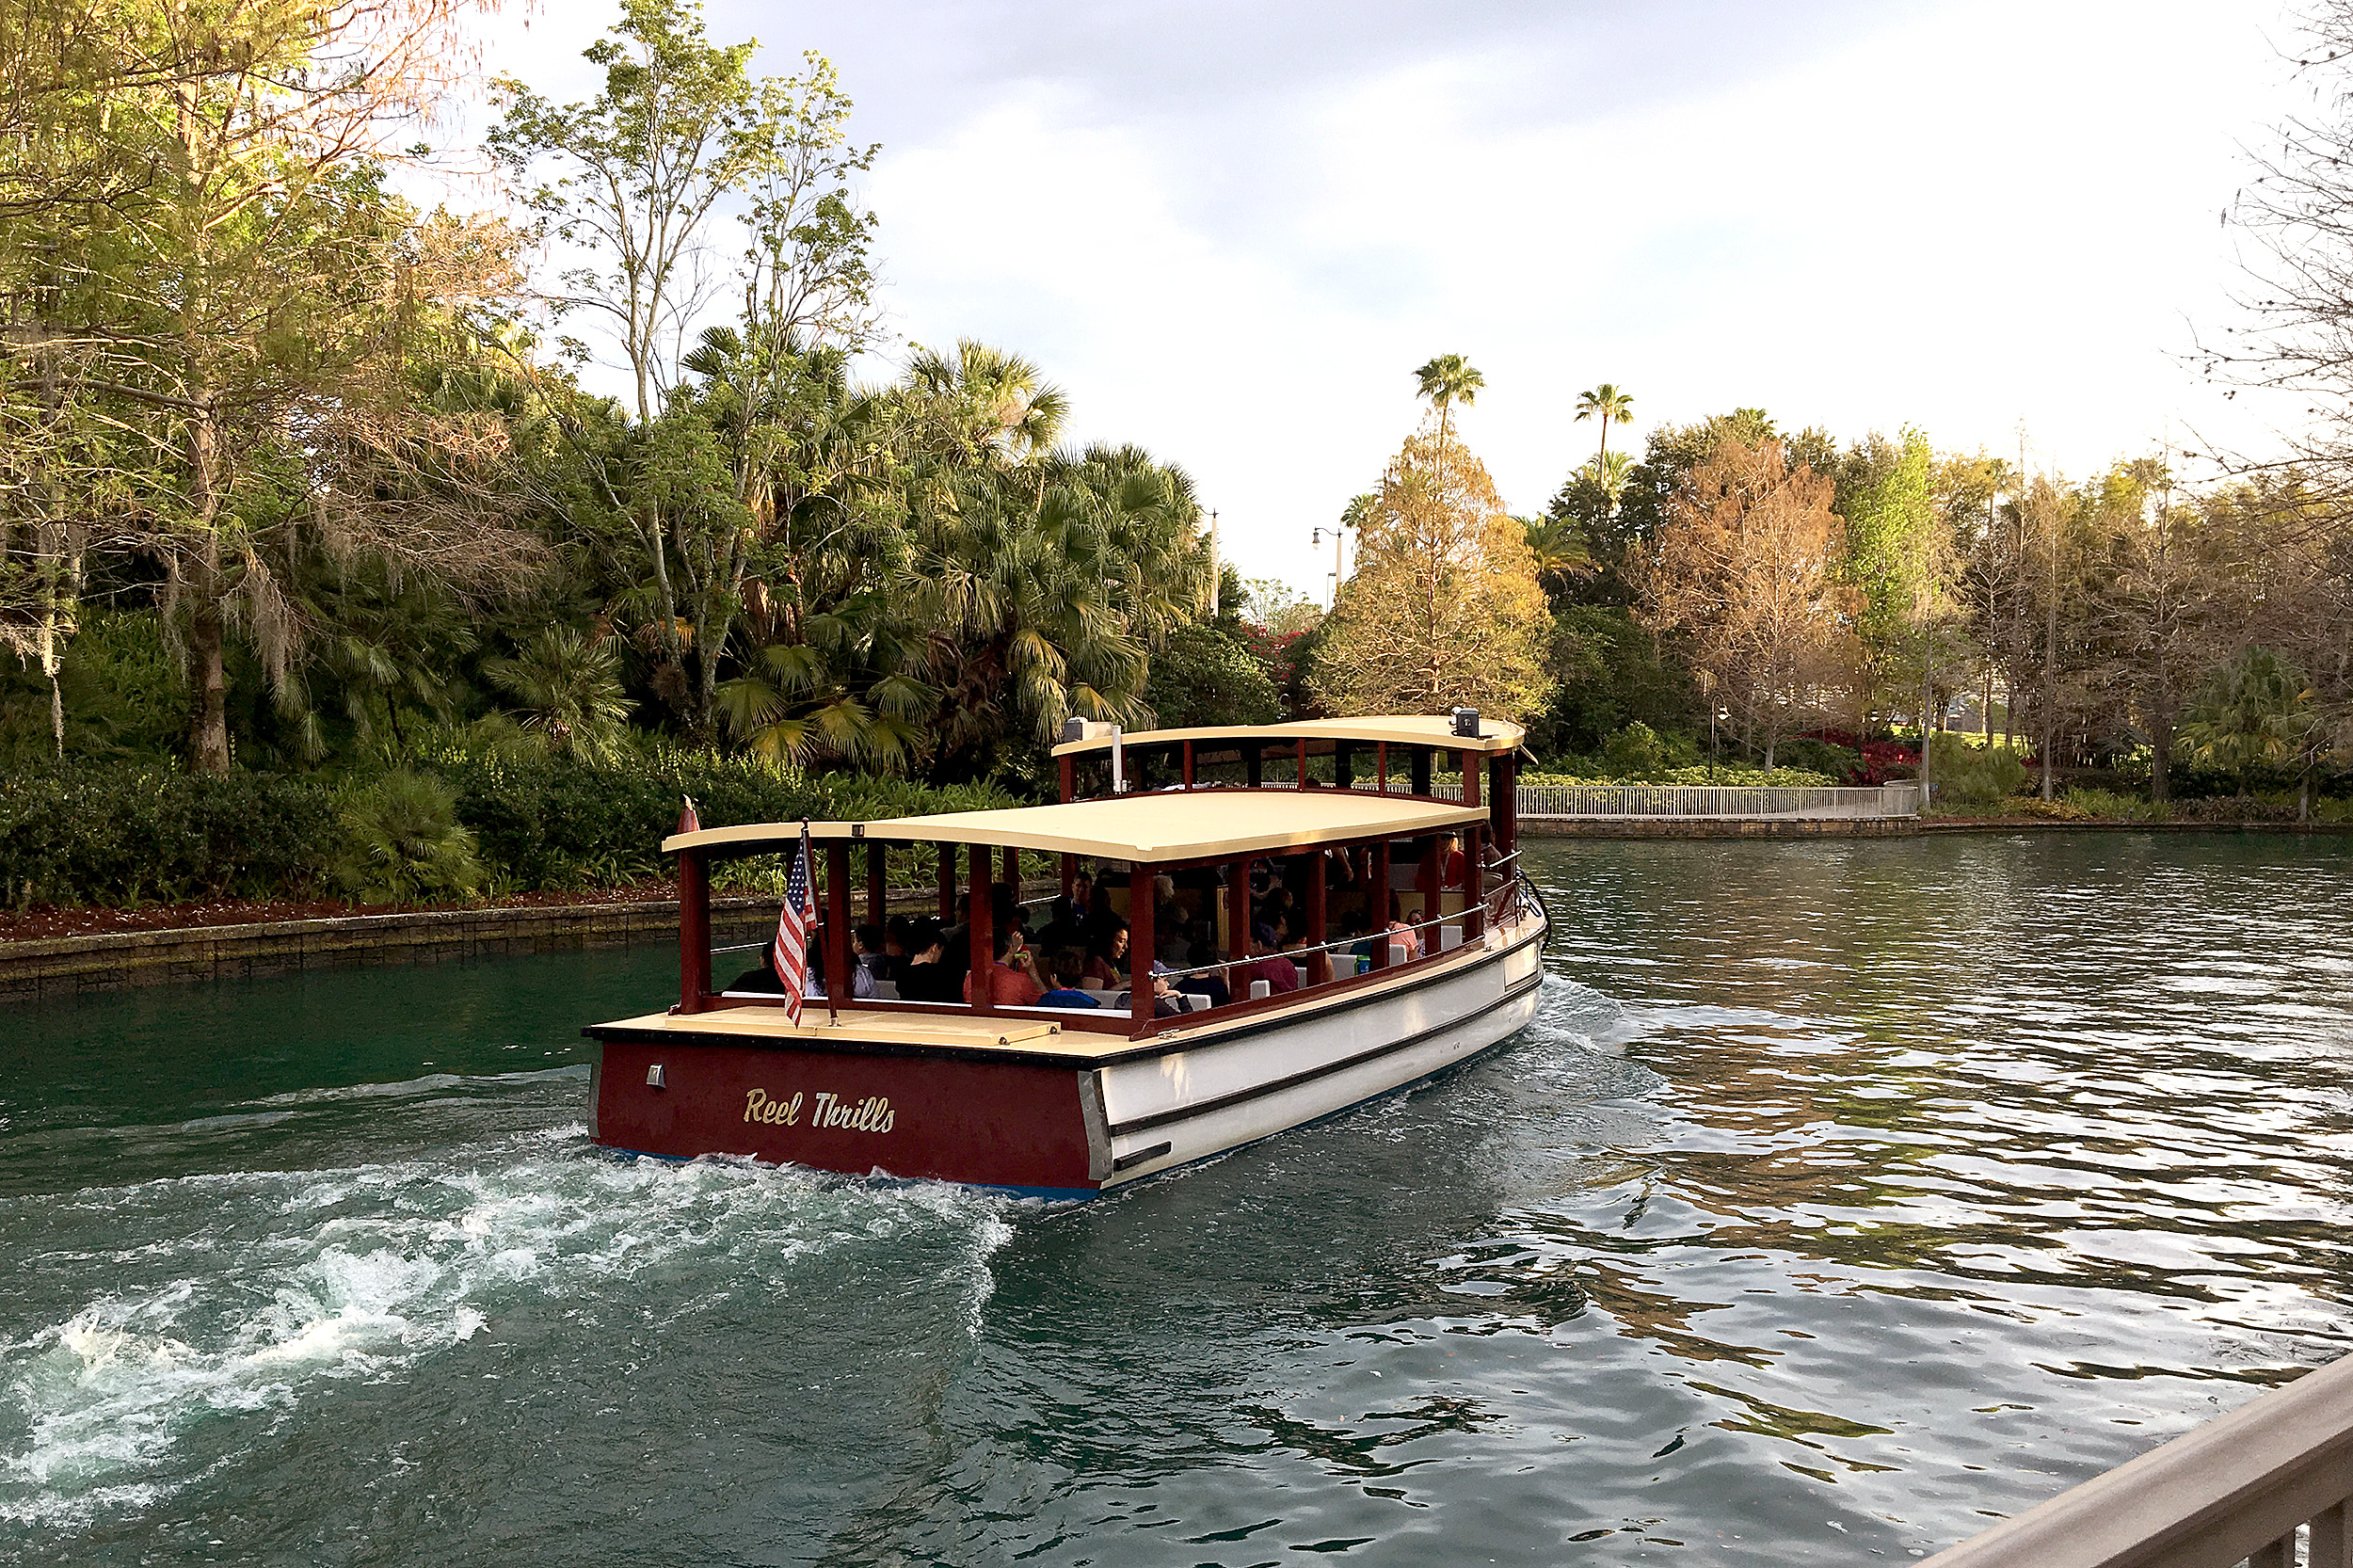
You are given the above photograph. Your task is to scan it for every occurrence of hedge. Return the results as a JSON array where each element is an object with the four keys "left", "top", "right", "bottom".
[{"left": 1, "top": 748, "right": 1019, "bottom": 909}]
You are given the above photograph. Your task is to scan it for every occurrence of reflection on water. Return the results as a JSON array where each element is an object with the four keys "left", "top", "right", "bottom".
[{"left": 3, "top": 833, "right": 2349, "bottom": 1563}]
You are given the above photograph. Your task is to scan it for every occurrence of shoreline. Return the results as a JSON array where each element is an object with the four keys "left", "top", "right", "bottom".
[{"left": 8, "top": 821, "right": 2345, "bottom": 1002}]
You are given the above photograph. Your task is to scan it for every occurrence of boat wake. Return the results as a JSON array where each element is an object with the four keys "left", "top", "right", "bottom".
[{"left": 0, "top": 1128, "right": 1016, "bottom": 1532}]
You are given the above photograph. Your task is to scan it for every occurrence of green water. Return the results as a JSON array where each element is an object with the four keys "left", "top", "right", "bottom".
[{"left": 5, "top": 833, "right": 2351, "bottom": 1563}]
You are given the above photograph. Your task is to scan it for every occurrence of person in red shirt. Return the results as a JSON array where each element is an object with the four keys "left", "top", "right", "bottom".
[
  {"left": 963, "top": 926, "right": 1045, "bottom": 1007},
  {"left": 1238, "top": 926, "right": 1300, "bottom": 996}
]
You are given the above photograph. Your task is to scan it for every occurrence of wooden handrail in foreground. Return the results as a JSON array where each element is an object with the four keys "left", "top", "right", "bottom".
[{"left": 1921, "top": 1354, "right": 2353, "bottom": 1568}]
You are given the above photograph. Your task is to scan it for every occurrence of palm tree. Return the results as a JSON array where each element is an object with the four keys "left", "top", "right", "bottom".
[
  {"left": 484, "top": 626, "right": 636, "bottom": 763},
  {"left": 1576, "top": 383, "right": 1635, "bottom": 464},
  {"left": 2181, "top": 647, "right": 2313, "bottom": 798},
  {"left": 1588, "top": 448, "right": 1635, "bottom": 513},
  {"left": 1413, "top": 354, "right": 1485, "bottom": 449},
  {"left": 1521, "top": 515, "right": 1592, "bottom": 586}
]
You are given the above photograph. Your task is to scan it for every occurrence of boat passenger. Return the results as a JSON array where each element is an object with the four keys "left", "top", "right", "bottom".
[
  {"left": 964, "top": 925, "right": 1046, "bottom": 1008},
  {"left": 1238, "top": 928, "right": 1300, "bottom": 996},
  {"left": 854, "top": 922, "right": 890, "bottom": 981},
  {"left": 898, "top": 924, "right": 963, "bottom": 1004},
  {"left": 805, "top": 926, "right": 878, "bottom": 1000},
  {"left": 726, "top": 942, "right": 789, "bottom": 994},
  {"left": 883, "top": 914, "right": 918, "bottom": 975},
  {"left": 1037, "top": 950, "right": 1100, "bottom": 1009},
  {"left": 1081, "top": 921, "right": 1131, "bottom": 990},
  {"left": 1385, "top": 895, "right": 1422, "bottom": 960},
  {"left": 1419, "top": 832, "right": 1465, "bottom": 890}
]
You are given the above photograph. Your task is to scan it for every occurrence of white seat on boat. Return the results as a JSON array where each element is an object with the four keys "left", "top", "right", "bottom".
[
  {"left": 1438, "top": 923, "right": 1462, "bottom": 952},
  {"left": 1182, "top": 992, "right": 1210, "bottom": 1012},
  {"left": 1248, "top": 979, "right": 1272, "bottom": 1001},
  {"left": 873, "top": 980, "right": 901, "bottom": 1000},
  {"left": 1387, "top": 944, "right": 1409, "bottom": 965}
]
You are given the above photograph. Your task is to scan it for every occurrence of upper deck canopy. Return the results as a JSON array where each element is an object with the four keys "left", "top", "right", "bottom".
[
  {"left": 1048, "top": 714, "right": 1527, "bottom": 760},
  {"left": 663, "top": 789, "right": 1488, "bottom": 864}
]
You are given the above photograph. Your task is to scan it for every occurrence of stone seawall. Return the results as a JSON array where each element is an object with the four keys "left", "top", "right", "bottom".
[
  {"left": 0, "top": 896, "right": 781, "bottom": 1005},
  {"left": 1519, "top": 817, "right": 1919, "bottom": 839}
]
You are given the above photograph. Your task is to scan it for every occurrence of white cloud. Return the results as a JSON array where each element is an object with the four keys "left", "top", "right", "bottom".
[{"left": 474, "top": 0, "right": 2312, "bottom": 597}]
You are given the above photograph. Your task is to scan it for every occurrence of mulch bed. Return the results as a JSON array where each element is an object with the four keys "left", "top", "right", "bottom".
[{"left": 0, "top": 881, "right": 686, "bottom": 945}]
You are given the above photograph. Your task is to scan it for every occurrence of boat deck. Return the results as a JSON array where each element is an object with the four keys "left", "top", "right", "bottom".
[{"left": 590, "top": 923, "right": 1529, "bottom": 1067}]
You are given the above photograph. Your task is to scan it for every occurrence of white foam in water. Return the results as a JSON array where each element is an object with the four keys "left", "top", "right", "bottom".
[{"left": 0, "top": 1132, "right": 1015, "bottom": 1530}]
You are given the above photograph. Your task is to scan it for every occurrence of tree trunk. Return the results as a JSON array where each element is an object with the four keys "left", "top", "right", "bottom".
[
  {"left": 2150, "top": 700, "right": 2173, "bottom": 806},
  {"left": 189, "top": 597, "right": 232, "bottom": 773}
]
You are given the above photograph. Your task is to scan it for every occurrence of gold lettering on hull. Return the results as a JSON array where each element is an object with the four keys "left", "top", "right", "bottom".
[{"left": 743, "top": 1087, "right": 895, "bottom": 1134}]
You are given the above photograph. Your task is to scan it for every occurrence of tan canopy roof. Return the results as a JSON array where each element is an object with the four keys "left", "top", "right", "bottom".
[
  {"left": 664, "top": 789, "right": 1488, "bottom": 863},
  {"left": 1049, "top": 713, "right": 1526, "bottom": 759}
]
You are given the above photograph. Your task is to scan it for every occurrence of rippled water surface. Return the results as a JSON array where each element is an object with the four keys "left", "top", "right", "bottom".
[{"left": 6, "top": 833, "right": 2353, "bottom": 1564}]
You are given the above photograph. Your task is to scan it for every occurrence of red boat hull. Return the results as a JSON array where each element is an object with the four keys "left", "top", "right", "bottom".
[{"left": 591, "top": 1036, "right": 1100, "bottom": 1196}]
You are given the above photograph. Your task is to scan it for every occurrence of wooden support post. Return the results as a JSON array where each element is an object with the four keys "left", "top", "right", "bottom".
[
  {"left": 968, "top": 844, "right": 995, "bottom": 1016},
  {"left": 678, "top": 849, "right": 712, "bottom": 1014},
  {"left": 1059, "top": 753, "right": 1076, "bottom": 804},
  {"left": 1415, "top": 837, "right": 1439, "bottom": 941},
  {"left": 1061, "top": 853, "right": 1077, "bottom": 904},
  {"left": 936, "top": 842, "right": 956, "bottom": 920},
  {"left": 1129, "top": 863, "right": 1156, "bottom": 1035},
  {"left": 1227, "top": 858, "right": 1251, "bottom": 970},
  {"left": 866, "top": 840, "right": 887, "bottom": 928},
  {"left": 1462, "top": 747, "right": 1481, "bottom": 808},
  {"left": 1375, "top": 742, "right": 1387, "bottom": 793},
  {"left": 1002, "top": 843, "right": 1020, "bottom": 895},
  {"left": 1369, "top": 840, "right": 1391, "bottom": 968},
  {"left": 824, "top": 843, "right": 852, "bottom": 1015},
  {"left": 1334, "top": 741, "right": 1353, "bottom": 790},
  {"left": 1182, "top": 740, "right": 1195, "bottom": 789},
  {"left": 1493, "top": 752, "right": 1516, "bottom": 857},
  {"left": 1411, "top": 746, "right": 1433, "bottom": 798},
  {"left": 1306, "top": 852, "right": 1329, "bottom": 984},
  {"left": 1465, "top": 823, "right": 1486, "bottom": 941},
  {"left": 1243, "top": 742, "right": 1263, "bottom": 787}
]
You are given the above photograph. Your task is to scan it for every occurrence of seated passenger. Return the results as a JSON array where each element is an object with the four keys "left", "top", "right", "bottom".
[
  {"left": 963, "top": 926, "right": 1045, "bottom": 1008},
  {"left": 1081, "top": 921, "right": 1131, "bottom": 989},
  {"left": 727, "top": 941, "right": 788, "bottom": 994},
  {"left": 1238, "top": 929, "right": 1300, "bottom": 996},
  {"left": 1037, "top": 949, "right": 1100, "bottom": 1008},
  {"left": 897, "top": 924, "right": 962, "bottom": 1004}
]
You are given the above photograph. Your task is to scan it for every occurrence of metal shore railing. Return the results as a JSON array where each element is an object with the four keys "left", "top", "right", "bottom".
[
  {"left": 1403, "top": 780, "right": 1923, "bottom": 820},
  {"left": 1918, "top": 1352, "right": 2353, "bottom": 1568}
]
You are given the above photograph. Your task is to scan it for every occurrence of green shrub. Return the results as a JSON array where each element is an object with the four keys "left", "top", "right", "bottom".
[
  {"left": 1602, "top": 721, "right": 1669, "bottom": 776},
  {"left": 0, "top": 747, "right": 1020, "bottom": 910},
  {"left": 2064, "top": 786, "right": 2168, "bottom": 823},
  {"left": 336, "top": 771, "right": 485, "bottom": 903},
  {"left": 1776, "top": 736, "right": 1864, "bottom": 781},
  {"left": 1929, "top": 735, "right": 2029, "bottom": 806},
  {"left": 1519, "top": 763, "right": 1842, "bottom": 788},
  {"left": 0, "top": 762, "right": 344, "bottom": 907}
]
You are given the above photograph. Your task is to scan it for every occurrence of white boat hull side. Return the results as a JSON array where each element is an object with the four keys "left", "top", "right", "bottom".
[{"left": 1095, "top": 915, "right": 1547, "bottom": 1185}]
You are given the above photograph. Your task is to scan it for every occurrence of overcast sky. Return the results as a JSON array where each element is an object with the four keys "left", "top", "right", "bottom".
[{"left": 465, "top": 0, "right": 2309, "bottom": 600}]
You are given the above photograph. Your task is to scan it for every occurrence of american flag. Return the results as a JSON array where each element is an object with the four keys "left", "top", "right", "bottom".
[{"left": 774, "top": 821, "right": 815, "bottom": 1024}]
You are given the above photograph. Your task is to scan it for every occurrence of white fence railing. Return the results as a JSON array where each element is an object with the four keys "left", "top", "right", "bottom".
[
  {"left": 1511, "top": 781, "right": 1921, "bottom": 820},
  {"left": 1257, "top": 778, "right": 1922, "bottom": 820},
  {"left": 1918, "top": 1352, "right": 2353, "bottom": 1568}
]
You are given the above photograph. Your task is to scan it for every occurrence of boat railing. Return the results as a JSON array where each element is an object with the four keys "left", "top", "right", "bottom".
[{"left": 1917, "top": 1352, "right": 2353, "bottom": 1568}]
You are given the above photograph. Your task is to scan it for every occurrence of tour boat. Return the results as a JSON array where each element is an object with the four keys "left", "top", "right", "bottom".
[{"left": 584, "top": 713, "right": 1549, "bottom": 1199}]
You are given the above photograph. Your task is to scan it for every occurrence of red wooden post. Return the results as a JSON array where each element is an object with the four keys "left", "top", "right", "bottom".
[
  {"left": 936, "top": 842, "right": 955, "bottom": 920},
  {"left": 1369, "top": 840, "right": 1391, "bottom": 968},
  {"left": 1227, "top": 857, "right": 1251, "bottom": 971},
  {"left": 824, "top": 843, "right": 852, "bottom": 1015},
  {"left": 678, "top": 848, "right": 712, "bottom": 1014},
  {"left": 1059, "top": 753, "right": 1076, "bottom": 803},
  {"left": 1061, "top": 853, "right": 1077, "bottom": 904},
  {"left": 866, "top": 840, "right": 886, "bottom": 928},
  {"left": 1128, "top": 863, "right": 1156, "bottom": 1036},
  {"left": 1462, "top": 747, "right": 1481, "bottom": 808},
  {"left": 1182, "top": 740, "right": 1195, "bottom": 789},
  {"left": 1305, "top": 852, "right": 1329, "bottom": 984},
  {"left": 1375, "top": 742, "right": 1388, "bottom": 793},
  {"left": 1495, "top": 750, "right": 1517, "bottom": 857},
  {"left": 1415, "top": 837, "right": 1439, "bottom": 947},
  {"left": 1002, "top": 843, "right": 1020, "bottom": 894},
  {"left": 968, "top": 843, "right": 995, "bottom": 1016},
  {"left": 1465, "top": 823, "right": 1486, "bottom": 941}
]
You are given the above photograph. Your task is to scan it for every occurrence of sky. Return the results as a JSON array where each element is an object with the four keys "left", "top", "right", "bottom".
[{"left": 458, "top": 0, "right": 2312, "bottom": 601}]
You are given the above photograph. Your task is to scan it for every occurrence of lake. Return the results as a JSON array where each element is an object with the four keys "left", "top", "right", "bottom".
[{"left": 5, "top": 832, "right": 2350, "bottom": 1564}]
